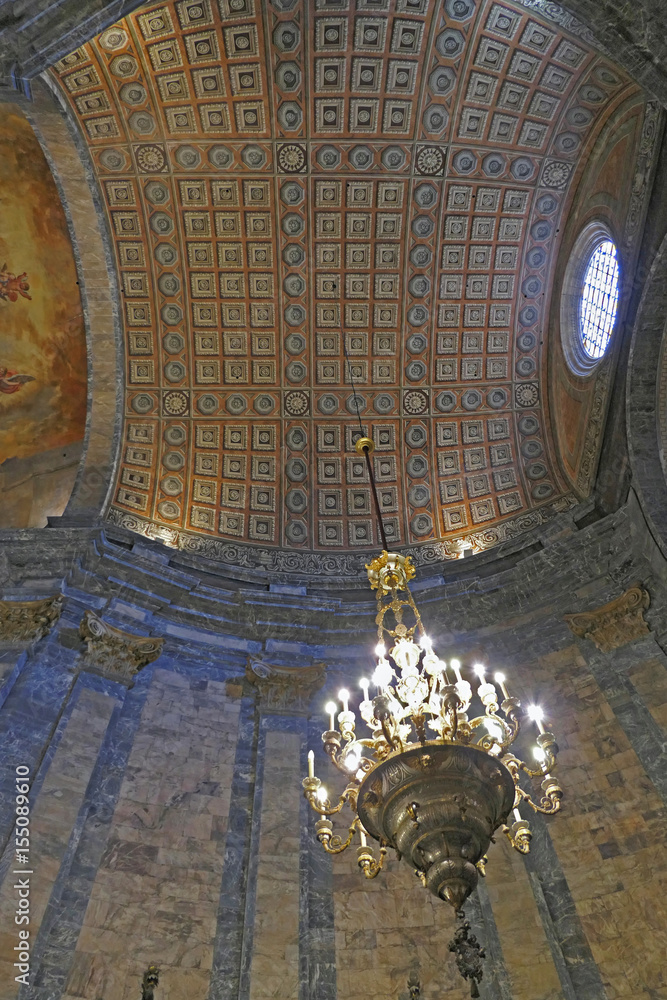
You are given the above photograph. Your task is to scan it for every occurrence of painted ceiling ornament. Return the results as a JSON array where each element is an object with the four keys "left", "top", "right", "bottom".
[
  {"left": 515, "top": 383, "right": 539, "bottom": 408},
  {"left": 0, "top": 265, "right": 31, "bottom": 302},
  {"left": 162, "top": 390, "right": 189, "bottom": 416},
  {"left": 542, "top": 159, "right": 572, "bottom": 189},
  {"left": 0, "top": 367, "right": 35, "bottom": 395},
  {"left": 135, "top": 144, "right": 166, "bottom": 172},
  {"left": 277, "top": 142, "right": 306, "bottom": 173},
  {"left": 99, "top": 27, "right": 129, "bottom": 51},
  {"left": 284, "top": 390, "right": 309, "bottom": 416}
]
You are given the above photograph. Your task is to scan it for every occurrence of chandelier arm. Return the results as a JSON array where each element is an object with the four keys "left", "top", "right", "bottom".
[
  {"left": 500, "top": 823, "right": 532, "bottom": 854},
  {"left": 318, "top": 816, "right": 360, "bottom": 855},
  {"left": 513, "top": 754, "right": 557, "bottom": 780},
  {"left": 517, "top": 785, "right": 562, "bottom": 815},
  {"left": 380, "top": 715, "right": 402, "bottom": 752},
  {"left": 303, "top": 784, "right": 357, "bottom": 818},
  {"left": 523, "top": 795, "right": 562, "bottom": 815},
  {"left": 357, "top": 843, "right": 388, "bottom": 879}
]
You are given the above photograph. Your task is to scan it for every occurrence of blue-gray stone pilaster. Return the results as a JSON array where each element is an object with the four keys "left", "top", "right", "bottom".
[
  {"left": 209, "top": 694, "right": 259, "bottom": 1000},
  {"left": 19, "top": 664, "right": 152, "bottom": 1000},
  {"left": 302, "top": 717, "right": 336, "bottom": 1000}
]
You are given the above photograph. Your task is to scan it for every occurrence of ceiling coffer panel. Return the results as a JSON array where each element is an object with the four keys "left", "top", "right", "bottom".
[{"left": 52, "top": 0, "right": 638, "bottom": 566}]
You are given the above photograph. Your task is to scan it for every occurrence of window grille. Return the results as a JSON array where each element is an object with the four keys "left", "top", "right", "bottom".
[{"left": 579, "top": 240, "right": 619, "bottom": 359}]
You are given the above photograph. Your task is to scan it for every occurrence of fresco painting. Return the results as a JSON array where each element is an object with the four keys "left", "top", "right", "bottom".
[{"left": 0, "top": 104, "right": 86, "bottom": 465}]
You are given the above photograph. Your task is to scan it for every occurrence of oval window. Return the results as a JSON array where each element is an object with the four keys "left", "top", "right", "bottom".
[{"left": 579, "top": 240, "right": 620, "bottom": 359}]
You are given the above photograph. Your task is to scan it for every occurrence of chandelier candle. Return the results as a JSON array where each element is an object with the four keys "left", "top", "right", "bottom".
[{"left": 302, "top": 543, "right": 564, "bottom": 912}]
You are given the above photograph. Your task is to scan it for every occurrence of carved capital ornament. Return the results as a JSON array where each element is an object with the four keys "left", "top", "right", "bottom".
[
  {"left": 246, "top": 656, "right": 326, "bottom": 714},
  {"left": 0, "top": 595, "right": 63, "bottom": 642},
  {"left": 79, "top": 610, "right": 163, "bottom": 684},
  {"left": 564, "top": 585, "right": 651, "bottom": 652}
]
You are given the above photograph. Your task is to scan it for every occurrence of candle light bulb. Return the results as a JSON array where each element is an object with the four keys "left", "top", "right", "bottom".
[
  {"left": 325, "top": 701, "right": 337, "bottom": 731},
  {"left": 375, "top": 642, "right": 386, "bottom": 657},
  {"left": 494, "top": 672, "right": 509, "bottom": 699},
  {"left": 485, "top": 719, "right": 502, "bottom": 741},
  {"left": 316, "top": 784, "right": 327, "bottom": 821},
  {"left": 359, "top": 678, "right": 370, "bottom": 701},
  {"left": 373, "top": 659, "right": 393, "bottom": 690},
  {"left": 528, "top": 705, "right": 546, "bottom": 734},
  {"left": 513, "top": 807, "right": 522, "bottom": 823},
  {"left": 359, "top": 826, "right": 367, "bottom": 848},
  {"left": 338, "top": 688, "right": 350, "bottom": 712},
  {"left": 450, "top": 659, "right": 462, "bottom": 682},
  {"left": 308, "top": 749, "right": 314, "bottom": 778},
  {"left": 420, "top": 634, "right": 432, "bottom": 651},
  {"left": 473, "top": 663, "right": 486, "bottom": 680},
  {"left": 533, "top": 746, "right": 546, "bottom": 763}
]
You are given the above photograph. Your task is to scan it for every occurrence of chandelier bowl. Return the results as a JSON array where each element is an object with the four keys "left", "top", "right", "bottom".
[{"left": 356, "top": 742, "right": 516, "bottom": 908}]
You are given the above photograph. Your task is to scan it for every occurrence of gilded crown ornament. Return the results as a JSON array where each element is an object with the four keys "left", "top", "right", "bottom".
[{"left": 302, "top": 440, "right": 564, "bottom": 995}]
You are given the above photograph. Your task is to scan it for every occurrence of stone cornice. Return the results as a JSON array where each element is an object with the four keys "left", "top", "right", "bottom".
[{"left": 106, "top": 494, "right": 579, "bottom": 583}]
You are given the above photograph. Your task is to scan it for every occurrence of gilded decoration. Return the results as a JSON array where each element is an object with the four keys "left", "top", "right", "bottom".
[
  {"left": 564, "top": 585, "right": 651, "bottom": 652},
  {"left": 245, "top": 656, "right": 326, "bottom": 714},
  {"left": 50, "top": 1, "right": 649, "bottom": 561},
  {"left": 0, "top": 595, "right": 63, "bottom": 642},
  {"left": 79, "top": 609, "right": 164, "bottom": 683}
]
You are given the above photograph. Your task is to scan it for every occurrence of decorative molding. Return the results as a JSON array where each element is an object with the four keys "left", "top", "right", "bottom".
[
  {"left": 564, "top": 585, "right": 651, "bottom": 652},
  {"left": 511, "top": 1, "right": 602, "bottom": 51},
  {"left": 246, "top": 656, "right": 326, "bottom": 714},
  {"left": 624, "top": 101, "right": 663, "bottom": 252},
  {"left": 0, "top": 595, "right": 63, "bottom": 642},
  {"left": 107, "top": 494, "right": 579, "bottom": 581},
  {"left": 79, "top": 610, "right": 163, "bottom": 684},
  {"left": 576, "top": 357, "right": 612, "bottom": 494}
]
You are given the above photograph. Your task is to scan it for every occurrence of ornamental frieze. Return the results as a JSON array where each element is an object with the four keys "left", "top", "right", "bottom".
[{"left": 79, "top": 610, "right": 164, "bottom": 684}]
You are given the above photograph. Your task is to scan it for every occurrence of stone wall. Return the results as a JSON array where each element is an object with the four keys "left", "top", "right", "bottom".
[{"left": 0, "top": 491, "right": 667, "bottom": 1000}]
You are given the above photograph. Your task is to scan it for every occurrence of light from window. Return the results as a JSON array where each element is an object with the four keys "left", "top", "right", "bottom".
[{"left": 579, "top": 240, "right": 620, "bottom": 359}]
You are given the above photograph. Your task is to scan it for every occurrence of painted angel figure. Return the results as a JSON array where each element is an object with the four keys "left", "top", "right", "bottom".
[
  {"left": 0, "top": 367, "right": 35, "bottom": 394},
  {"left": 0, "top": 265, "right": 31, "bottom": 302}
]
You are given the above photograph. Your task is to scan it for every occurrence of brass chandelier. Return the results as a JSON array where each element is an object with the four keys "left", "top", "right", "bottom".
[{"left": 302, "top": 436, "right": 563, "bottom": 994}]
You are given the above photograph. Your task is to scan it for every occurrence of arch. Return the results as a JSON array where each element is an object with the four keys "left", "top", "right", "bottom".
[{"left": 0, "top": 78, "right": 122, "bottom": 525}]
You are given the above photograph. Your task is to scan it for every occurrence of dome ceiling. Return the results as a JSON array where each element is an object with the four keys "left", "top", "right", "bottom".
[{"left": 52, "top": 0, "right": 639, "bottom": 574}]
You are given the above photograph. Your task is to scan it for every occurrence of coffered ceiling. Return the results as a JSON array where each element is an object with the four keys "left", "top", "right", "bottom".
[{"left": 51, "top": 0, "right": 641, "bottom": 575}]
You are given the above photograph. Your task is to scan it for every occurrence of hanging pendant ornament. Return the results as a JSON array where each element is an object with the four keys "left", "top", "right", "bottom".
[
  {"left": 141, "top": 967, "right": 159, "bottom": 1000},
  {"left": 448, "top": 911, "right": 485, "bottom": 998},
  {"left": 407, "top": 972, "right": 421, "bottom": 1000}
]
